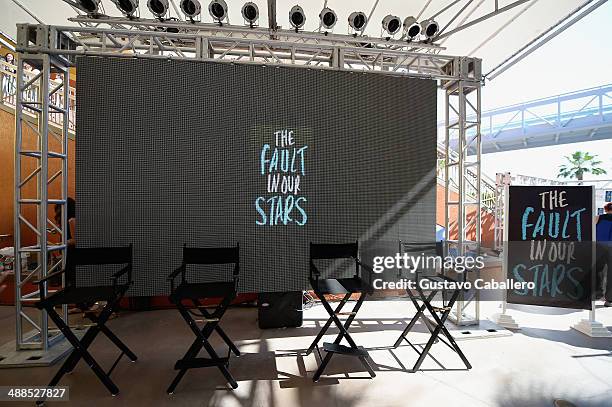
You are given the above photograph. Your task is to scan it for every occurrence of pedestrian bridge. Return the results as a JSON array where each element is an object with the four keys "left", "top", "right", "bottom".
[{"left": 444, "top": 84, "right": 612, "bottom": 154}]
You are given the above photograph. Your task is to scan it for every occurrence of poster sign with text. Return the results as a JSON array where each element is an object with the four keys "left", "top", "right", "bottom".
[{"left": 506, "top": 186, "right": 593, "bottom": 310}]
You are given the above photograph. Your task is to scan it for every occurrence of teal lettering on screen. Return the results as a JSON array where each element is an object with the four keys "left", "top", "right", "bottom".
[
  {"left": 511, "top": 188, "right": 589, "bottom": 304},
  {"left": 255, "top": 129, "right": 308, "bottom": 226}
]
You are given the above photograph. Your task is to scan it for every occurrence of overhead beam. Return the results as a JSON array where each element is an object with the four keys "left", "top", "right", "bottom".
[
  {"left": 437, "top": 0, "right": 476, "bottom": 37},
  {"left": 439, "top": 0, "right": 486, "bottom": 46},
  {"left": 361, "top": 0, "right": 380, "bottom": 35},
  {"left": 11, "top": 0, "right": 45, "bottom": 24},
  {"left": 169, "top": 0, "right": 184, "bottom": 21},
  {"left": 467, "top": 0, "right": 539, "bottom": 55},
  {"left": 486, "top": 0, "right": 608, "bottom": 80},
  {"left": 435, "top": 0, "right": 532, "bottom": 40}
]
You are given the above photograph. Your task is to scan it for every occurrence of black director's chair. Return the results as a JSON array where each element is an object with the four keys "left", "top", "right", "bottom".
[
  {"left": 166, "top": 244, "right": 241, "bottom": 393},
  {"left": 34, "top": 246, "right": 138, "bottom": 400},
  {"left": 307, "top": 241, "right": 376, "bottom": 382},
  {"left": 393, "top": 241, "right": 471, "bottom": 372}
]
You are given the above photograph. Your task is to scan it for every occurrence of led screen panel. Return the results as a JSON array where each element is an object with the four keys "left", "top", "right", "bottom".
[{"left": 76, "top": 57, "right": 437, "bottom": 295}]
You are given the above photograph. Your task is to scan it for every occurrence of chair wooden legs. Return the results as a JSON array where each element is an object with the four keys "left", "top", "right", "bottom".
[
  {"left": 37, "top": 292, "right": 137, "bottom": 405},
  {"left": 311, "top": 291, "right": 375, "bottom": 382},
  {"left": 167, "top": 294, "right": 239, "bottom": 394},
  {"left": 394, "top": 287, "right": 472, "bottom": 372}
]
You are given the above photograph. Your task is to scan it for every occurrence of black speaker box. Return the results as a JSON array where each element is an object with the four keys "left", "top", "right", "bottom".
[{"left": 258, "top": 291, "right": 303, "bottom": 329}]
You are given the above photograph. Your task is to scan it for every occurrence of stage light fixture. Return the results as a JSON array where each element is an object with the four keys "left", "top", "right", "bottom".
[
  {"left": 112, "top": 0, "right": 139, "bottom": 17},
  {"left": 319, "top": 7, "right": 337, "bottom": 30},
  {"left": 382, "top": 14, "right": 401, "bottom": 36},
  {"left": 241, "top": 2, "right": 259, "bottom": 25},
  {"left": 147, "top": 0, "right": 169, "bottom": 18},
  {"left": 289, "top": 5, "right": 306, "bottom": 30},
  {"left": 180, "top": 0, "right": 201, "bottom": 18},
  {"left": 421, "top": 19, "right": 439, "bottom": 39},
  {"left": 77, "top": 0, "right": 101, "bottom": 14},
  {"left": 403, "top": 16, "right": 421, "bottom": 40},
  {"left": 348, "top": 11, "right": 367, "bottom": 33},
  {"left": 209, "top": 0, "right": 228, "bottom": 22}
]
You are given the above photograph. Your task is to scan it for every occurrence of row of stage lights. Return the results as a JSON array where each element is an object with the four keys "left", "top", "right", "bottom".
[{"left": 76, "top": 0, "right": 439, "bottom": 40}]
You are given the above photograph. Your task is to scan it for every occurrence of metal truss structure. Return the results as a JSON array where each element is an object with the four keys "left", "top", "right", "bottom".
[
  {"left": 17, "top": 22, "right": 463, "bottom": 80},
  {"left": 13, "top": 51, "right": 70, "bottom": 351},
  {"left": 12, "top": 18, "right": 483, "bottom": 351},
  {"left": 493, "top": 172, "right": 512, "bottom": 251},
  {"left": 443, "top": 70, "right": 482, "bottom": 325}
]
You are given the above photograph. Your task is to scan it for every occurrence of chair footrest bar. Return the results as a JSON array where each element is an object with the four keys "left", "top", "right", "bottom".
[
  {"left": 334, "top": 312, "right": 356, "bottom": 316},
  {"left": 174, "top": 357, "right": 229, "bottom": 370},
  {"left": 322, "top": 342, "right": 368, "bottom": 357},
  {"left": 106, "top": 351, "right": 125, "bottom": 377}
]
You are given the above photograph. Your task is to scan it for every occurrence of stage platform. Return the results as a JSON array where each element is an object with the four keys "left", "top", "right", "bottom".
[{"left": 0, "top": 300, "right": 610, "bottom": 407}]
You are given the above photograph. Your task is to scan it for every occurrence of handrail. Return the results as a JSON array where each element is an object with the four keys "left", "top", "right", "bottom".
[
  {"left": 436, "top": 142, "right": 498, "bottom": 213},
  {"left": 439, "top": 83, "right": 612, "bottom": 142},
  {"left": 481, "top": 84, "right": 612, "bottom": 115},
  {"left": 512, "top": 174, "right": 612, "bottom": 189},
  {"left": 0, "top": 60, "right": 76, "bottom": 133}
]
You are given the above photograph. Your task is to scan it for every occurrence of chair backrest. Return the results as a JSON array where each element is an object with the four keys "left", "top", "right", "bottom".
[
  {"left": 65, "top": 245, "right": 132, "bottom": 288},
  {"left": 399, "top": 241, "right": 443, "bottom": 278},
  {"left": 181, "top": 244, "right": 240, "bottom": 277},
  {"left": 69, "top": 245, "right": 133, "bottom": 266},
  {"left": 309, "top": 242, "right": 358, "bottom": 280},
  {"left": 399, "top": 241, "right": 443, "bottom": 257},
  {"left": 310, "top": 242, "right": 358, "bottom": 259}
]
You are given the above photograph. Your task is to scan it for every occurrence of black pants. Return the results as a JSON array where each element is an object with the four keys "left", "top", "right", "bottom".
[{"left": 596, "top": 242, "right": 612, "bottom": 302}]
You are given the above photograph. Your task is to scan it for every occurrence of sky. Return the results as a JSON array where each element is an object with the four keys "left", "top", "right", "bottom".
[{"left": 1, "top": 0, "right": 611, "bottom": 182}]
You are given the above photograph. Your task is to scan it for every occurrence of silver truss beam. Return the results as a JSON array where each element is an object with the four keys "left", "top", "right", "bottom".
[
  {"left": 14, "top": 49, "right": 70, "bottom": 350},
  {"left": 443, "top": 59, "right": 482, "bottom": 326},
  {"left": 67, "top": 16, "right": 444, "bottom": 51},
  {"left": 16, "top": 24, "right": 481, "bottom": 84},
  {"left": 494, "top": 172, "right": 511, "bottom": 251}
]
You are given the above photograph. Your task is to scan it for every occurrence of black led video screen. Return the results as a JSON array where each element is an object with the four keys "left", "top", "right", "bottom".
[{"left": 76, "top": 56, "right": 437, "bottom": 295}]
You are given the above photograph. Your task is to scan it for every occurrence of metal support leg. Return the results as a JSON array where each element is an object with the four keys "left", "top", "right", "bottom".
[
  {"left": 306, "top": 293, "right": 351, "bottom": 355},
  {"left": 394, "top": 290, "right": 437, "bottom": 348},
  {"left": 398, "top": 286, "right": 471, "bottom": 373},
  {"left": 417, "top": 288, "right": 472, "bottom": 370},
  {"left": 312, "top": 291, "right": 375, "bottom": 382},
  {"left": 38, "top": 296, "right": 136, "bottom": 402},
  {"left": 167, "top": 294, "right": 238, "bottom": 394},
  {"left": 193, "top": 299, "right": 240, "bottom": 357}
]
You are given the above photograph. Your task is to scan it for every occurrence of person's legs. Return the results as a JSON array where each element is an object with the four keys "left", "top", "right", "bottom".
[
  {"left": 605, "top": 267, "right": 612, "bottom": 304},
  {"left": 602, "top": 243, "right": 612, "bottom": 304},
  {"left": 595, "top": 249, "right": 605, "bottom": 300}
]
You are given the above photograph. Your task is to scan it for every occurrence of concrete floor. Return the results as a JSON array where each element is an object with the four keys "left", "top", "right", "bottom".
[{"left": 0, "top": 300, "right": 611, "bottom": 407}]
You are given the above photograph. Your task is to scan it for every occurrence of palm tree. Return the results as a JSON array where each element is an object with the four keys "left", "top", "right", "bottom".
[{"left": 558, "top": 151, "right": 607, "bottom": 182}]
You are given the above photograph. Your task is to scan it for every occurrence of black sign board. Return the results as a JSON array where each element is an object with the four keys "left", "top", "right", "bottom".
[{"left": 506, "top": 186, "right": 593, "bottom": 310}]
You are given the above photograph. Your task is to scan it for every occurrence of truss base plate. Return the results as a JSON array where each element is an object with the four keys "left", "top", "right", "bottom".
[
  {"left": 446, "top": 319, "right": 513, "bottom": 340},
  {"left": 0, "top": 330, "right": 85, "bottom": 368}
]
